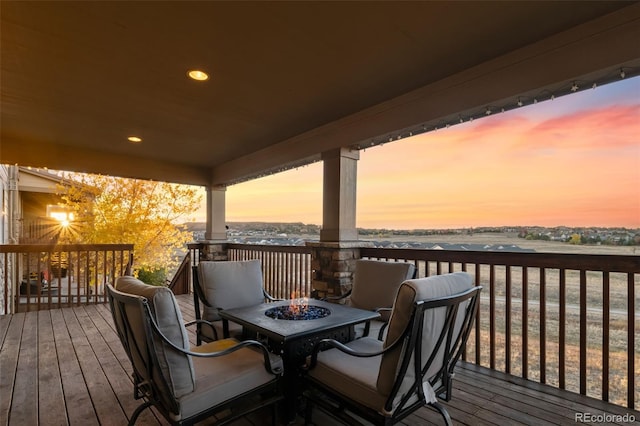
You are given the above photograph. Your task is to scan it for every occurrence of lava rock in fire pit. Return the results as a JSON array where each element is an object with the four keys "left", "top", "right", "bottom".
[{"left": 265, "top": 304, "right": 331, "bottom": 320}]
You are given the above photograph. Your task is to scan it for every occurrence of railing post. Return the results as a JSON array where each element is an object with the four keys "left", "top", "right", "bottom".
[{"left": 305, "top": 241, "right": 372, "bottom": 299}]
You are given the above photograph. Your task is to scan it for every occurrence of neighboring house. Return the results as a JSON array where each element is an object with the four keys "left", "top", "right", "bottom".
[
  {"left": 0, "top": 165, "right": 75, "bottom": 244},
  {"left": 0, "top": 165, "right": 74, "bottom": 313},
  {"left": 15, "top": 166, "right": 71, "bottom": 244}
]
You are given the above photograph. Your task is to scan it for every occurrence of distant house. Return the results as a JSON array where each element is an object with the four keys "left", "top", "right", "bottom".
[
  {"left": 0, "top": 165, "right": 75, "bottom": 244},
  {"left": 0, "top": 165, "right": 84, "bottom": 313}
]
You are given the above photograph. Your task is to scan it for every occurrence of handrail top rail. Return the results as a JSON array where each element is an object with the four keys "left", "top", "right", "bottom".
[
  {"left": 188, "top": 242, "right": 312, "bottom": 255},
  {"left": 0, "top": 243, "right": 134, "bottom": 253},
  {"left": 360, "top": 247, "right": 640, "bottom": 273}
]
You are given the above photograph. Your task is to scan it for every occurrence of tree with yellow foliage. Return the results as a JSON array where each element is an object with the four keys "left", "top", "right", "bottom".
[
  {"left": 57, "top": 173, "right": 201, "bottom": 282},
  {"left": 568, "top": 233, "right": 582, "bottom": 245}
]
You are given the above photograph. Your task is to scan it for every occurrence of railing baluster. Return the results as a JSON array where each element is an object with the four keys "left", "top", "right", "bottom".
[
  {"left": 602, "top": 270, "right": 610, "bottom": 402},
  {"left": 627, "top": 272, "right": 635, "bottom": 410},
  {"left": 522, "top": 266, "right": 528, "bottom": 380},
  {"left": 505, "top": 265, "right": 511, "bottom": 374},
  {"left": 540, "top": 267, "right": 546, "bottom": 384},
  {"left": 3, "top": 252, "right": 8, "bottom": 314},
  {"left": 579, "top": 269, "right": 587, "bottom": 395},
  {"left": 559, "top": 268, "right": 566, "bottom": 390},
  {"left": 475, "top": 263, "right": 481, "bottom": 365},
  {"left": 490, "top": 264, "right": 496, "bottom": 370}
]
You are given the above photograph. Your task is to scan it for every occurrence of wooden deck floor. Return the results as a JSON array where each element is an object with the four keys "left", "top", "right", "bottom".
[{"left": 1, "top": 295, "right": 638, "bottom": 426}]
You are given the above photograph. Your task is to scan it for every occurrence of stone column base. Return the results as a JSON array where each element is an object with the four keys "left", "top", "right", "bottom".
[
  {"left": 305, "top": 241, "right": 373, "bottom": 300},
  {"left": 198, "top": 240, "right": 229, "bottom": 261}
]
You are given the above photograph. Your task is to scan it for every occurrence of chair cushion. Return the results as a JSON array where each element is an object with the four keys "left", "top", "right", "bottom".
[
  {"left": 197, "top": 260, "right": 265, "bottom": 321},
  {"left": 199, "top": 319, "right": 244, "bottom": 341},
  {"left": 377, "top": 272, "right": 473, "bottom": 399},
  {"left": 115, "top": 275, "right": 195, "bottom": 398},
  {"left": 174, "top": 339, "right": 281, "bottom": 422},
  {"left": 349, "top": 260, "right": 415, "bottom": 321},
  {"left": 308, "top": 337, "right": 388, "bottom": 414}
]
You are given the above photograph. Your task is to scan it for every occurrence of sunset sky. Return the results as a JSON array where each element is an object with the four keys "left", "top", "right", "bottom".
[{"left": 221, "top": 77, "right": 640, "bottom": 230}]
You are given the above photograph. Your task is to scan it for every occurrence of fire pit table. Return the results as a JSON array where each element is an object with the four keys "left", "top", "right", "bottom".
[{"left": 218, "top": 298, "right": 380, "bottom": 422}]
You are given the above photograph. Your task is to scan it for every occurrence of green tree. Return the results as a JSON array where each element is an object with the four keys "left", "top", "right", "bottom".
[{"left": 57, "top": 173, "right": 202, "bottom": 276}]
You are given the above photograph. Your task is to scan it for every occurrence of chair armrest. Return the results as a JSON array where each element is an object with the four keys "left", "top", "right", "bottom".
[
  {"left": 306, "top": 337, "right": 386, "bottom": 370},
  {"left": 306, "top": 321, "right": 413, "bottom": 370},
  {"left": 263, "top": 289, "right": 284, "bottom": 302},
  {"left": 184, "top": 319, "right": 219, "bottom": 341},
  {"left": 149, "top": 313, "right": 283, "bottom": 375},
  {"left": 374, "top": 307, "right": 392, "bottom": 339}
]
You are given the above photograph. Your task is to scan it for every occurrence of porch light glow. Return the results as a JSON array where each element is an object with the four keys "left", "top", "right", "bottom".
[
  {"left": 188, "top": 70, "right": 209, "bottom": 81},
  {"left": 127, "top": 136, "right": 142, "bottom": 143}
]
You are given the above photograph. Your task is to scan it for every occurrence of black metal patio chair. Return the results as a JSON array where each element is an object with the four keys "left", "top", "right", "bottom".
[
  {"left": 324, "top": 259, "right": 416, "bottom": 340},
  {"left": 192, "top": 259, "right": 281, "bottom": 344},
  {"left": 303, "top": 272, "right": 481, "bottom": 426},
  {"left": 107, "top": 276, "right": 283, "bottom": 425}
]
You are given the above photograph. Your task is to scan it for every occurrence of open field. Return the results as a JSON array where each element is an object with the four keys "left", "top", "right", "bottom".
[{"left": 362, "top": 231, "right": 639, "bottom": 256}]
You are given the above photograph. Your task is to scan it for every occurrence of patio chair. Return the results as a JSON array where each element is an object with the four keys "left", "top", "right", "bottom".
[
  {"left": 304, "top": 272, "right": 481, "bottom": 426},
  {"left": 192, "top": 259, "right": 281, "bottom": 344},
  {"left": 107, "top": 276, "right": 283, "bottom": 426},
  {"left": 326, "top": 259, "right": 416, "bottom": 339}
]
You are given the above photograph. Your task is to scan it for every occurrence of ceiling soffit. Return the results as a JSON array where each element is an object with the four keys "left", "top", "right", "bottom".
[{"left": 1, "top": 2, "right": 638, "bottom": 186}]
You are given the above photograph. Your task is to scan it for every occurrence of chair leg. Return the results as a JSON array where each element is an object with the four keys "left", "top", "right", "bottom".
[
  {"left": 430, "top": 401, "right": 452, "bottom": 426},
  {"left": 129, "top": 400, "right": 153, "bottom": 426},
  {"left": 271, "top": 398, "right": 278, "bottom": 426},
  {"left": 304, "top": 398, "right": 314, "bottom": 425}
]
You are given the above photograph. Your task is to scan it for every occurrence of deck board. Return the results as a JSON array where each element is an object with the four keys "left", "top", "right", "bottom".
[
  {"left": 37, "top": 311, "right": 67, "bottom": 425},
  {"left": 1, "top": 295, "right": 638, "bottom": 426},
  {"left": 11, "top": 312, "right": 37, "bottom": 425},
  {"left": 0, "top": 312, "right": 23, "bottom": 423}
]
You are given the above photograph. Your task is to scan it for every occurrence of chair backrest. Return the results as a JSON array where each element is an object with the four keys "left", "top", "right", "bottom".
[
  {"left": 377, "top": 272, "right": 481, "bottom": 412},
  {"left": 108, "top": 276, "right": 195, "bottom": 415},
  {"left": 195, "top": 259, "right": 265, "bottom": 322},
  {"left": 349, "top": 260, "right": 415, "bottom": 319}
]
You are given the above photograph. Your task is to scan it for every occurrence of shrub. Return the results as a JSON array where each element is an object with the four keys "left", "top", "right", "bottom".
[{"left": 136, "top": 267, "right": 168, "bottom": 286}]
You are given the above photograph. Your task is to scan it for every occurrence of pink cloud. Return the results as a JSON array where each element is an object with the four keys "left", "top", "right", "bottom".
[{"left": 227, "top": 85, "right": 640, "bottom": 229}]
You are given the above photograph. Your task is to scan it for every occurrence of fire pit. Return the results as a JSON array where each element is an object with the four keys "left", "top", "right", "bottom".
[{"left": 265, "top": 298, "right": 331, "bottom": 320}]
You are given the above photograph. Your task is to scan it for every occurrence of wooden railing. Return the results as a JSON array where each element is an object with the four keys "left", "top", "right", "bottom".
[
  {"left": 0, "top": 244, "right": 134, "bottom": 314},
  {"left": 18, "top": 219, "right": 59, "bottom": 244},
  {"left": 168, "top": 250, "right": 192, "bottom": 295},
  {"left": 360, "top": 247, "right": 640, "bottom": 410},
  {"left": 181, "top": 243, "right": 313, "bottom": 300},
  {"left": 175, "top": 242, "right": 639, "bottom": 409},
  {"left": 227, "top": 243, "right": 313, "bottom": 300}
]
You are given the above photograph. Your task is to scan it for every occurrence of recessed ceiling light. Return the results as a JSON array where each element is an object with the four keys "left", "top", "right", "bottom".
[
  {"left": 188, "top": 70, "right": 209, "bottom": 81},
  {"left": 127, "top": 136, "right": 142, "bottom": 143}
]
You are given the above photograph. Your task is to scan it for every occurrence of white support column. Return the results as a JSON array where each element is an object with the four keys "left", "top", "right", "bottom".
[
  {"left": 204, "top": 185, "right": 228, "bottom": 241},
  {"left": 320, "top": 147, "right": 359, "bottom": 242}
]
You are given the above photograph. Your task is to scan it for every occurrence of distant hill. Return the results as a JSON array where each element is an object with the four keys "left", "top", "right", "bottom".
[
  {"left": 183, "top": 221, "right": 321, "bottom": 235},
  {"left": 183, "top": 222, "right": 638, "bottom": 247}
]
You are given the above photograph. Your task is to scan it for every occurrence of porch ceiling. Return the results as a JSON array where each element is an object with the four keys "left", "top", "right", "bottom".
[{"left": 2, "top": 1, "right": 639, "bottom": 187}]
